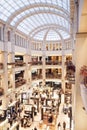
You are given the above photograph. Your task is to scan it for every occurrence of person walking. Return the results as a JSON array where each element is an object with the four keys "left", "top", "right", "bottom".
[
  {"left": 57, "top": 122, "right": 61, "bottom": 130},
  {"left": 63, "top": 121, "right": 66, "bottom": 130}
]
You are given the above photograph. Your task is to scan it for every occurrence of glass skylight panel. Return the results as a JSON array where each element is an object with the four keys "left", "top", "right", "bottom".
[
  {"left": 52, "top": 0, "right": 58, "bottom": 5},
  {"left": 16, "top": 12, "right": 70, "bottom": 36},
  {"left": 48, "top": 14, "right": 54, "bottom": 23},
  {"left": 14, "top": 0, "right": 24, "bottom": 7},
  {"left": 30, "top": 8, "right": 37, "bottom": 13},
  {"left": 59, "top": 30, "right": 70, "bottom": 39},
  {"left": 31, "top": 14, "right": 44, "bottom": 25},
  {"left": 38, "top": 14, "right": 46, "bottom": 23},
  {"left": 0, "top": 15, "right": 7, "bottom": 21},
  {"left": 21, "top": 0, "right": 29, "bottom": 6},
  {"left": 46, "top": 30, "right": 61, "bottom": 41},
  {"left": 27, "top": 18, "right": 38, "bottom": 28},
  {"left": 10, "top": 3, "right": 19, "bottom": 10},
  {"left": 40, "top": 0, "right": 46, "bottom": 2},
  {"left": 43, "top": 14, "right": 50, "bottom": 23},
  {"left": 0, "top": 0, "right": 71, "bottom": 41},
  {"left": 28, "top": 16, "right": 40, "bottom": 27},
  {"left": 18, "top": 26, "right": 29, "bottom": 35},
  {"left": 33, "top": 30, "right": 47, "bottom": 40},
  {"left": 29, "top": 1, "right": 36, "bottom": 4},
  {"left": 0, "top": 0, "right": 5, "bottom": 5},
  {"left": 24, "top": 10, "right": 30, "bottom": 15}
]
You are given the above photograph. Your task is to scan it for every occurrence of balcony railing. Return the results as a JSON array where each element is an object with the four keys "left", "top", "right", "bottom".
[
  {"left": 15, "top": 61, "right": 26, "bottom": 67},
  {"left": 46, "top": 73, "right": 62, "bottom": 79},
  {"left": 15, "top": 78, "right": 26, "bottom": 88},
  {"left": 28, "top": 61, "right": 62, "bottom": 65},
  {"left": 46, "top": 61, "right": 62, "bottom": 65},
  {"left": 31, "top": 61, "right": 42, "bottom": 65},
  {"left": 7, "top": 62, "right": 15, "bottom": 68},
  {"left": 32, "top": 74, "right": 42, "bottom": 80}
]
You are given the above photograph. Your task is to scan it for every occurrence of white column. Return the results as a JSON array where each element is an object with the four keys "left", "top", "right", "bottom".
[
  {"left": 42, "top": 40, "right": 46, "bottom": 86},
  {"left": 24, "top": 54, "right": 29, "bottom": 90},
  {"left": 1, "top": 25, "right": 8, "bottom": 108},
  {"left": 9, "top": 30, "right": 15, "bottom": 101},
  {"left": 62, "top": 40, "right": 65, "bottom": 92},
  {"left": 27, "top": 39, "right": 32, "bottom": 88},
  {"left": 2, "top": 52, "right": 8, "bottom": 109},
  {"left": 1, "top": 26, "right": 3, "bottom": 41}
]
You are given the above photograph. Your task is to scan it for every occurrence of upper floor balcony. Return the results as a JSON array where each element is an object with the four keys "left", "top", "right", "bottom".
[
  {"left": 46, "top": 61, "right": 62, "bottom": 65},
  {"left": 32, "top": 74, "right": 42, "bottom": 80},
  {"left": 15, "top": 61, "right": 26, "bottom": 67},
  {"left": 15, "top": 78, "right": 26, "bottom": 88},
  {"left": 31, "top": 61, "right": 42, "bottom": 65},
  {"left": 46, "top": 73, "right": 62, "bottom": 79}
]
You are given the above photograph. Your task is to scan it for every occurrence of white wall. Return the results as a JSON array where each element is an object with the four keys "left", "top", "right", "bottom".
[{"left": 74, "top": 33, "right": 87, "bottom": 130}]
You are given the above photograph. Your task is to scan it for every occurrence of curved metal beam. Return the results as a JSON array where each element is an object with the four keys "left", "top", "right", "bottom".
[
  {"left": 29, "top": 24, "right": 70, "bottom": 37},
  {"left": 14, "top": 10, "right": 70, "bottom": 28},
  {"left": 31, "top": 26, "right": 70, "bottom": 39},
  {"left": 7, "top": 3, "right": 70, "bottom": 23},
  {"left": 54, "top": 29, "right": 63, "bottom": 41},
  {"left": 43, "top": 28, "right": 50, "bottom": 41}
]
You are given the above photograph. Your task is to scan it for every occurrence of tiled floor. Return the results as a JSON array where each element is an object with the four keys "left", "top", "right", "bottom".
[{"left": 19, "top": 103, "right": 71, "bottom": 130}]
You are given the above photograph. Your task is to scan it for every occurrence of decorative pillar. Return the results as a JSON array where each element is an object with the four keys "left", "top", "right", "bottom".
[
  {"left": 10, "top": 29, "right": 15, "bottom": 101},
  {"left": 1, "top": 26, "right": 4, "bottom": 41},
  {"left": 62, "top": 40, "right": 65, "bottom": 92},
  {"left": 2, "top": 25, "right": 8, "bottom": 109},
  {"left": 24, "top": 54, "right": 29, "bottom": 90},
  {"left": 27, "top": 38, "right": 32, "bottom": 88},
  {"left": 42, "top": 39, "right": 46, "bottom": 86}
]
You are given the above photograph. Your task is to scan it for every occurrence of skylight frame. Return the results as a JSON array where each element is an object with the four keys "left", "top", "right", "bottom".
[{"left": 0, "top": 0, "right": 71, "bottom": 41}]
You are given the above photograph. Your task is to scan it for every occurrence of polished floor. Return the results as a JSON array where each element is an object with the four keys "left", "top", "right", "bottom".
[{"left": 19, "top": 103, "right": 71, "bottom": 130}]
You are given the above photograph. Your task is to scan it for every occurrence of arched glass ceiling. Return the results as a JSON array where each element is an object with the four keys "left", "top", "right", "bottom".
[
  {"left": 10, "top": 7, "right": 69, "bottom": 26},
  {"left": 46, "top": 30, "right": 61, "bottom": 41},
  {"left": 17, "top": 14, "right": 70, "bottom": 34},
  {"left": 33, "top": 29, "right": 61, "bottom": 41},
  {"left": 0, "top": 0, "right": 72, "bottom": 41}
]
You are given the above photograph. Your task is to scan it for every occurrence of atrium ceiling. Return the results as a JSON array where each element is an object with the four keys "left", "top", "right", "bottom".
[{"left": 0, "top": 0, "right": 75, "bottom": 41}]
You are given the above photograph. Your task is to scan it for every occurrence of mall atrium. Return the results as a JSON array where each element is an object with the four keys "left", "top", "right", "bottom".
[{"left": 0, "top": 0, "right": 87, "bottom": 130}]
